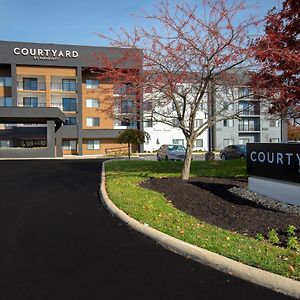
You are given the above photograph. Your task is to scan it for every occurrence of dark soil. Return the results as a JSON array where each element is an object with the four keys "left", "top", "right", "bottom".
[{"left": 140, "top": 177, "right": 300, "bottom": 243}]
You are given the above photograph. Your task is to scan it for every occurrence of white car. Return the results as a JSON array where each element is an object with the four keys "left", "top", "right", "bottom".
[{"left": 157, "top": 144, "right": 186, "bottom": 161}]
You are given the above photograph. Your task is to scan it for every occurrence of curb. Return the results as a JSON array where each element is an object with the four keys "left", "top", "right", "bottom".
[{"left": 100, "top": 160, "right": 300, "bottom": 299}]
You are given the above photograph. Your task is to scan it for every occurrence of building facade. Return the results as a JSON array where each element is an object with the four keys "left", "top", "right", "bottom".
[
  {"left": 143, "top": 84, "right": 284, "bottom": 152},
  {"left": 214, "top": 86, "right": 283, "bottom": 150},
  {"left": 0, "top": 41, "right": 141, "bottom": 157}
]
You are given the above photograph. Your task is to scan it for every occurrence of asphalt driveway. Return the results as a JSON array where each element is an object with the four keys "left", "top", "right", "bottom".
[{"left": 0, "top": 159, "right": 295, "bottom": 300}]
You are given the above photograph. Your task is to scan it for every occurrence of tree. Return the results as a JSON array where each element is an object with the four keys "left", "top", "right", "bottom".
[
  {"left": 250, "top": 0, "right": 300, "bottom": 121},
  {"left": 117, "top": 129, "right": 150, "bottom": 158},
  {"left": 288, "top": 122, "right": 300, "bottom": 141},
  {"left": 97, "top": 0, "right": 258, "bottom": 179}
]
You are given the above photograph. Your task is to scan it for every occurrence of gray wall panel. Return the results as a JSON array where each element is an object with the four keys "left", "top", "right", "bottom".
[{"left": 0, "top": 41, "right": 142, "bottom": 69}]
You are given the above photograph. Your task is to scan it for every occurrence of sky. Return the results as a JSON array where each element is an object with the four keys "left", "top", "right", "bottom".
[{"left": 0, "top": 0, "right": 282, "bottom": 46}]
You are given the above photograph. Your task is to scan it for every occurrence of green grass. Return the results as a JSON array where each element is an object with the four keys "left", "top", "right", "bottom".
[{"left": 105, "top": 159, "right": 300, "bottom": 280}]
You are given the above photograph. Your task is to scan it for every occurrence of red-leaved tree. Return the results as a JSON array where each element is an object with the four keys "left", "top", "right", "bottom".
[
  {"left": 95, "top": 0, "right": 259, "bottom": 179},
  {"left": 251, "top": 0, "right": 300, "bottom": 122}
]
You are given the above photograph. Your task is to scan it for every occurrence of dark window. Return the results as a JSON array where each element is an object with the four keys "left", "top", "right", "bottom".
[
  {"left": 62, "top": 79, "right": 76, "bottom": 91},
  {"left": 0, "top": 97, "right": 12, "bottom": 107},
  {"left": 144, "top": 119, "right": 153, "bottom": 127},
  {"left": 86, "top": 79, "right": 99, "bottom": 89},
  {"left": 238, "top": 87, "right": 251, "bottom": 98},
  {"left": 121, "top": 100, "right": 134, "bottom": 113},
  {"left": 0, "top": 77, "right": 12, "bottom": 87},
  {"left": 223, "top": 119, "right": 234, "bottom": 127},
  {"left": 195, "top": 139, "right": 203, "bottom": 147},
  {"left": 0, "top": 140, "right": 11, "bottom": 148},
  {"left": 62, "top": 98, "right": 77, "bottom": 111},
  {"left": 172, "top": 118, "right": 179, "bottom": 126},
  {"left": 121, "top": 119, "right": 130, "bottom": 126},
  {"left": 64, "top": 117, "right": 77, "bottom": 125},
  {"left": 23, "top": 78, "right": 38, "bottom": 91},
  {"left": 143, "top": 100, "right": 153, "bottom": 111},
  {"left": 23, "top": 97, "right": 38, "bottom": 107},
  {"left": 86, "top": 117, "right": 100, "bottom": 127}
]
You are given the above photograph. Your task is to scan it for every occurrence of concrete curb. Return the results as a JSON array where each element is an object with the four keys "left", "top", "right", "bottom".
[{"left": 100, "top": 160, "right": 300, "bottom": 299}]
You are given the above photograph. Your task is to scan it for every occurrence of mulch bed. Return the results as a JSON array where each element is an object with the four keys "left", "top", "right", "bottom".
[{"left": 140, "top": 177, "right": 300, "bottom": 242}]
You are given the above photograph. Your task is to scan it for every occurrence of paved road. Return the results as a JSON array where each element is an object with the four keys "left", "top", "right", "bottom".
[{"left": 0, "top": 159, "right": 295, "bottom": 300}]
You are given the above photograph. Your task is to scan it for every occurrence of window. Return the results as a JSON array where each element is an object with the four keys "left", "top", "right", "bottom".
[
  {"left": 62, "top": 79, "right": 76, "bottom": 91},
  {"left": 87, "top": 140, "right": 100, "bottom": 150},
  {"left": 23, "top": 78, "right": 38, "bottom": 90},
  {"left": 86, "top": 79, "right": 99, "bottom": 89},
  {"left": 195, "top": 119, "right": 203, "bottom": 128},
  {"left": 86, "top": 117, "right": 100, "bottom": 127},
  {"left": 121, "top": 119, "right": 130, "bottom": 126},
  {"left": 0, "top": 97, "right": 12, "bottom": 107},
  {"left": 224, "top": 139, "right": 234, "bottom": 147},
  {"left": 195, "top": 139, "right": 203, "bottom": 147},
  {"left": 0, "top": 140, "right": 11, "bottom": 148},
  {"left": 269, "top": 119, "right": 280, "bottom": 127},
  {"left": 239, "top": 139, "right": 249, "bottom": 145},
  {"left": 21, "top": 140, "right": 47, "bottom": 148},
  {"left": 144, "top": 119, "right": 153, "bottom": 128},
  {"left": 270, "top": 138, "right": 280, "bottom": 143},
  {"left": 23, "top": 97, "right": 38, "bottom": 107},
  {"left": 0, "top": 77, "right": 12, "bottom": 87},
  {"left": 223, "top": 102, "right": 234, "bottom": 111},
  {"left": 64, "top": 117, "right": 77, "bottom": 125},
  {"left": 121, "top": 99, "right": 134, "bottom": 113},
  {"left": 62, "top": 98, "right": 77, "bottom": 111},
  {"left": 143, "top": 100, "right": 153, "bottom": 112},
  {"left": 172, "top": 139, "right": 184, "bottom": 145},
  {"left": 223, "top": 119, "right": 234, "bottom": 127},
  {"left": 63, "top": 140, "right": 77, "bottom": 150},
  {"left": 238, "top": 87, "right": 250, "bottom": 98},
  {"left": 114, "top": 83, "right": 134, "bottom": 95},
  {"left": 121, "top": 119, "right": 136, "bottom": 127},
  {"left": 86, "top": 98, "right": 99, "bottom": 108},
  {"left": 172, "top": 118, "right": 179, "bottom": 127}
]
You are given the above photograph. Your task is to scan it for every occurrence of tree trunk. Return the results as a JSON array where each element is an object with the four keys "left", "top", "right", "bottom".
[
  {"left": 181, "top": 143, "right": 193, "bottom": 180},
  {"left": 128, "top": 143, "right": 131, "bottom": 159}
]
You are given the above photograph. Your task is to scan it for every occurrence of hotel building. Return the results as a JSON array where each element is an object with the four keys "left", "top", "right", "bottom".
[
  {"left": 143, "top": 83, "right": 284, "bottom": 152},
  {"left": 0, "top": 41, "right": 141, "bottom": 158}
]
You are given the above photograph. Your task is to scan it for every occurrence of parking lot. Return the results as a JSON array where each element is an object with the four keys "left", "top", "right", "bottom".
[{"left": 139, "top": 153, "right": 221, "bottom": 161}]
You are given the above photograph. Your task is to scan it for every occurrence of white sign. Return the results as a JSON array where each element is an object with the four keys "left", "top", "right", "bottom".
[{"left": 13, "top": 47, "right": 79, "bottom": 61}]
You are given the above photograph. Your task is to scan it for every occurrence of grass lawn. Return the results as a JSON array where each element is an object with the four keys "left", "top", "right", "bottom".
[{"left": 105, "top": 159, "right": 300, "bottom": 280}]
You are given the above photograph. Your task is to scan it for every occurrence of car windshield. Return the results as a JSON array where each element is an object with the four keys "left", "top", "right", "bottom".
[
  {"left": 168, "top": 145, "right": 185, "bottom": 151},
  {"left": 238, "top": 145, "right": 246, "bottom": 151}
]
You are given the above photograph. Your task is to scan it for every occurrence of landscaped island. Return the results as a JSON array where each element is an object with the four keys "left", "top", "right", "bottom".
[{"left": 105, "top": 159, "right": 300, "bottom": 280}]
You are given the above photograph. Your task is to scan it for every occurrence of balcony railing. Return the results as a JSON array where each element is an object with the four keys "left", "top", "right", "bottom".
[
  {"left": 16, "top": 102, "right": 77, "bottom": 112},
  {"left": 17, "top": 82, "right": 77, "bottom": 92},
  {"left": 17, "top": 82, "right": 46, "bottom": 91},
  {"left": 51, "top": 102, "right": 77, "bottom": 112},
  {"left": 240, "top": 109, "right": 260, "bottom": 116},
  {"left": 17, "top": 102, "right": 46, "bottom": 107},
  {"left": 238, "top": 124, "right": 260, "bottom": 132},
  {"left": 51, "top": 82, "right": 77, "bottom": 92}
]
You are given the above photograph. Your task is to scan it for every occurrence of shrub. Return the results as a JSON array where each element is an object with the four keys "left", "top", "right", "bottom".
[
  {"left": 287, "top": 225, "right": 299, "bottom": 251},
  {"left": 256, "top": 233, "right": 265, "bottom": 241},
  {"left": 268, "top": 229, "right": 280, "bottom": 245}
]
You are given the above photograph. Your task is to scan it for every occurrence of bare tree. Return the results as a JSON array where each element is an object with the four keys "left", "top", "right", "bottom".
[{"left": 96, "top": 0, "right": 259, "bottom": 179}]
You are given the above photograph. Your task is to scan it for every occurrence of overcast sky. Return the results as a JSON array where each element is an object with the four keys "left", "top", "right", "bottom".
[{"left": 0, "top": 0, "right": 282, "bottom": 46}]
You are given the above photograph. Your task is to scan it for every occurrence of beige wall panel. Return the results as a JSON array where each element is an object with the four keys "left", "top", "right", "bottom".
[{"left": 82, "top": 72, "right": 115, "bottom": 129}]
